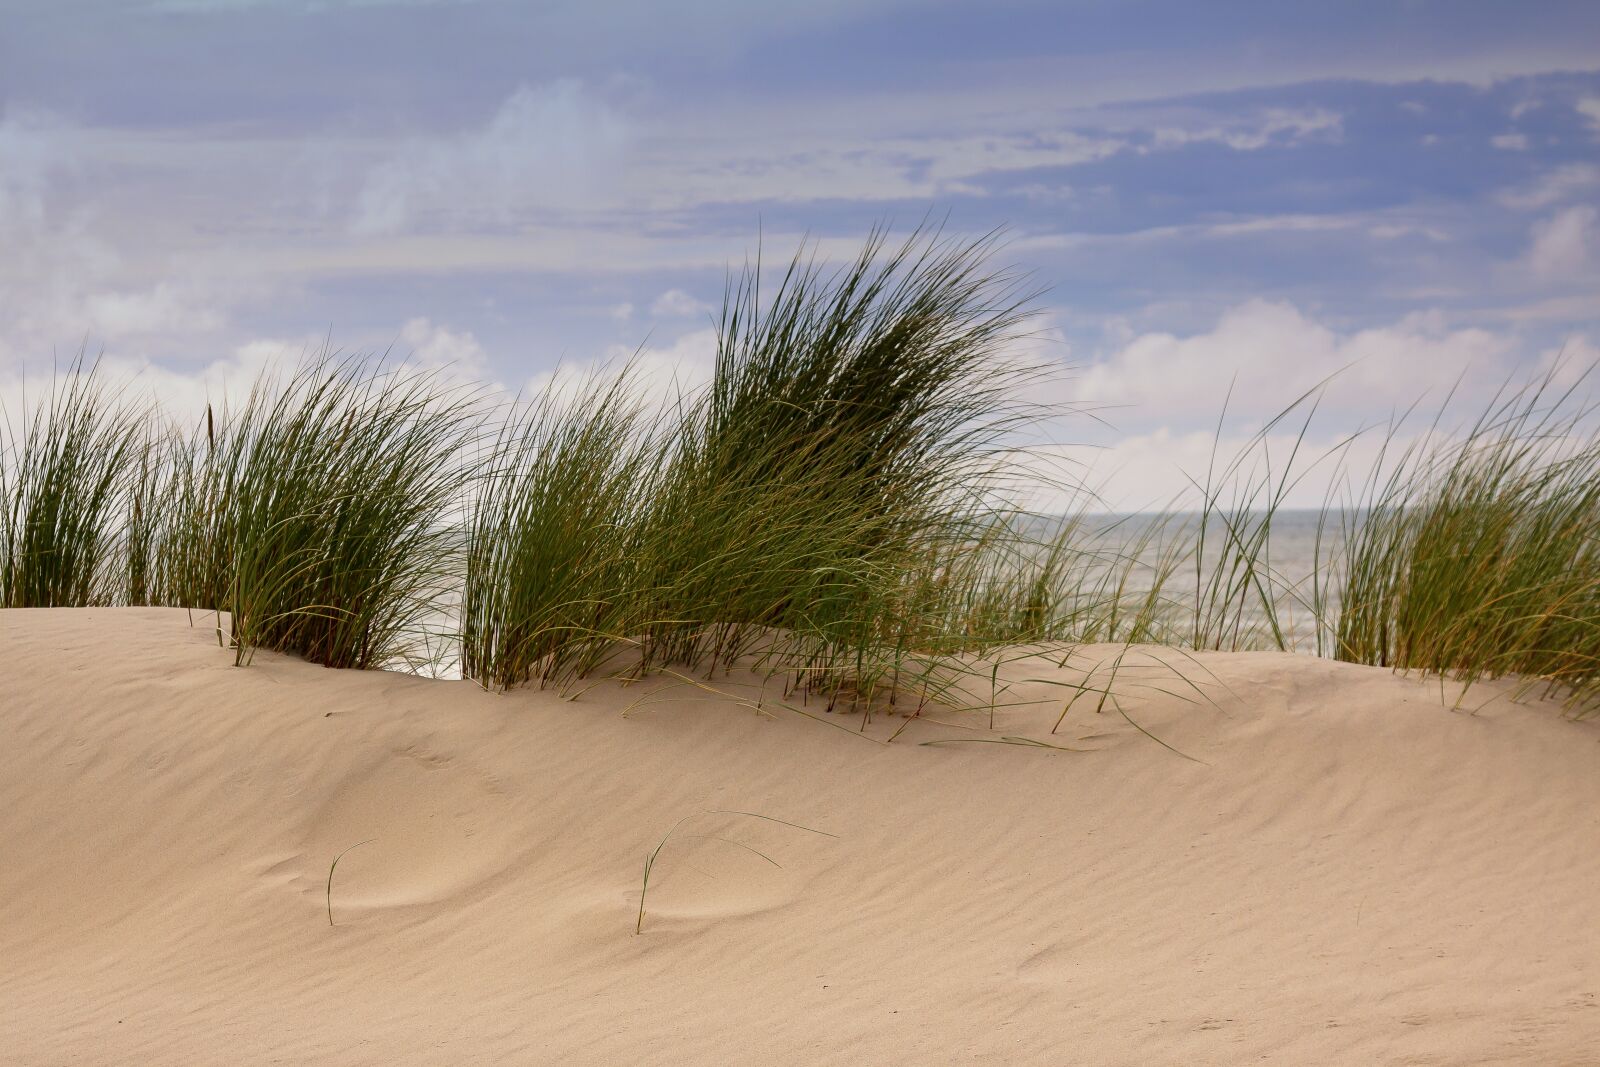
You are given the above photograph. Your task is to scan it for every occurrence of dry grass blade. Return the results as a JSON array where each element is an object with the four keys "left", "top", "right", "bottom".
[
  {"left": 326, "top": 839, "right": 375, "bottom": 927},
  {"left": 636, "top": 810, "right": 837, "bottom": 934},
  {"left": 920, "top": 735, "right": 1093, "bottom": 751}
]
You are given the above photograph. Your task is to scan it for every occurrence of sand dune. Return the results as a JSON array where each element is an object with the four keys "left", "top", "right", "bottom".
[{"left": 2, "top": 608, "right": 1597, "bottom": 1065}]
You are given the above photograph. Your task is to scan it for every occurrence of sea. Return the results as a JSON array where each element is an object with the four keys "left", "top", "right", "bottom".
[
  {"left": 1053, "top": 509, "right": 1344, "bottom": 652},
  {"left": 404, "top": 509, "right": 1344, "bottom": 679}
]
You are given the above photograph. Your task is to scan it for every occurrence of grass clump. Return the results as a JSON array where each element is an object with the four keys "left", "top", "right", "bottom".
[
  {"left": 937, "top": 509, "right": 1191, "bottom": 648},
  {"left": 1331, "top": 371, "right": 1600, "bottom": 712},
  {"left": 630, "top": 225, "right": 1043, "bottom": 701},
  {"left": 462, "top": 371, "right": 657, "bottom": 688},
  {"left": 6, "top": 227, "right": 1596, "bottom": 723},
  {"left": 464, "top": 226, "right": 1049, "bottom": 707},
  {"left": 163, "top": 355, "right": 480, "bottom": 669},
  {"left": 0, "top": 359, "right": 144, "bottom": 608}
]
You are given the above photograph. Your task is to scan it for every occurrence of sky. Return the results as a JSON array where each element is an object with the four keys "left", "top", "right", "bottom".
[{"left": 2, "top": 0, "right": 1597, "bottom": 509}]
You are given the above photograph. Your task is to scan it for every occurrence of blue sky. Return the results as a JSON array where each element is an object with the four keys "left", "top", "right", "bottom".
[{"left": 2, "top": 0, "right": 1597, "bottom": 506}]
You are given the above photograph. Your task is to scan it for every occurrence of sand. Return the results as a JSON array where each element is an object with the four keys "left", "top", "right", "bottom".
[{"left": 2, "top": 608, "right": 1597, "bottom": 1065}]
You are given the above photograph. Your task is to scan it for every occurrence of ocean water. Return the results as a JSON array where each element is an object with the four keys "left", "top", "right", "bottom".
[
  {"left": 405, "top": 509, "right": 1347, "bottom": 679},
  {"left": 1053, "top": 509, "right": 1346, "bottom": 652}
]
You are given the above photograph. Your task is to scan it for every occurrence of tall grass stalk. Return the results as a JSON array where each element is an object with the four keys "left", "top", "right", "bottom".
[
  {"left": 1184, "top": 382, "right": 1350, "bottom": 652},
  {"left": 636, "top": 810, "right": 836, "bottom": 934}
]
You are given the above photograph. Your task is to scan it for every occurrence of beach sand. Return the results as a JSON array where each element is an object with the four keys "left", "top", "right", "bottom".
[{"left": 2, "top": 607, "right": 1597, "bottom": 1065}]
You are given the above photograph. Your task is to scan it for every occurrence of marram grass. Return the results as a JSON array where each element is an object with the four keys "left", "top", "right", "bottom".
[
  {"left": 461, "top": 225, "right": 1057, "bottom": 710},
  {"left": 199, "top": 356, "right": 481, "bottom": 669},
  {"left": 99, "top": 353, "right": 481, "bottom": 670},
  {"left": 461, "top": 369, "right": 658, "bottom": 689},
  {"left": 1, "top": 228, "right": 1597, "bottom": 719},
  {"left": 0, "top": 358, "right": 144, "bottom": 608},
  {"left": 1329, "top": 371, "right": 1600, "bottom": 714}
]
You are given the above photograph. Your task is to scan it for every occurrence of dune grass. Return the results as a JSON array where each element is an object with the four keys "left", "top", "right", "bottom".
[
  {"left": 1081, "top": 366, "right": 1600, "bottom": 714},
  {"left": 943, "top": 508, "right": 1192, "bottom": 648},
  {"left": 1329, "top": 370, "right": 1600, "bottom": 713},
  {"left": 122, "top": 421, "right": 171, "bottom": 607},
  {"left": 137, "top": 355, "right": 481, "bottom": 669},
  {"left": 461, "top": 370, "right": 658, "bottom": 688},
  {"left": 0, "top": 359, "right": 145, "bottom": 608},
  {"left": 462, "top": 226, "right": 1056, "bottom": 708},
  {"left": 218, "top": 358, "right": 479, "bottom": 668},
  {"left": 0, "top": 353, "right": 484, "bottom": 670},
  {"left": 626, "top": 225, "right": 1048, "bottom": 704},
  {"left": 3, "top": 228, "right": 1597, "bottom": 719}
]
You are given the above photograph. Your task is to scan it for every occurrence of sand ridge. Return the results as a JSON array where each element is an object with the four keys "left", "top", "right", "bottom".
[{"left": 2, "top": 608, "right": 1597, "bottom": 1064}]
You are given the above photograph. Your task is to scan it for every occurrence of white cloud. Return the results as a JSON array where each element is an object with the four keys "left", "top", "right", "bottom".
[
  {"left": 1577, "top": 97, "right": 1600, "bottom": 134},
  {"left": 1472, "top": 293, "right": 1600, "bottom": 323},
  {"left": 1146, "top": 107, "right": 1343, "bottom": 151},
  {"left": 1491, "top": 132, "right": 1529, "bottom": 151},
  {"left": 1498, "top": 163, "right": 1600, "bottom": 210},
  {"left": 602, "top": 327, "right": 718, "bottom": 403},
  {"left": 1535, "top": 334, "right": 1600, "bottom": 390},
  {"left": 0, "top": 109, "right": 96, "bottom": 369},
  {"left": 916, "top": 130, "right": 1124, "bottom": 181},
  {"left": 526, "top": 327, "right": 718, "bottom": 414},
  {"left": 218, "top": 321, "right": 497, "bottom": 404},
  {"left": 0, "top": 107, "right": 72, "bottom": 232},
  {"left": 352, "top": 81, "right": 627, "bottom": 235},
  {"left": 628, "top": 128, "right": 1124, "bottom": 210},
  {"left": 1044, "top": 417, "right": 1456, "bottom": 514},
  {"left": 0, "top": 108, "right": 249, "bottom": 374},
  {"left": 1, "top": 338, "right": 283, "bottom": 430},
  {"left": 1027, "top": 302, "right": 1600, "bottom": 511},
  {"left": 1367, "top": 222, "right": 1449, "bottom": 241},
  {"left": 1032, "top": 428, "right": 1305, "bottom": 512},
  {"left": 395, "top": 317, "right": 490, "bottom": 381},
  {"left": 1075, "top": 299, "right": 1516, "bottom": 435},
  {"left": 1013, "top": 210, "right": 1454, "bottom": 256},
  {"left": 649, "top": 289, "right": 712, "bottom": 319},
  {"left": 1202, "top": 214, "right": 1352, "bottom": 236},
  {"left": 2, "top": 319, "right": 499, "bottom": 432},
  {"left": 1525, "top": 205, "right": 1597, "bottom": 277},
  {"left": 82, "top": 283, "right": 226, "bottom": 338}
]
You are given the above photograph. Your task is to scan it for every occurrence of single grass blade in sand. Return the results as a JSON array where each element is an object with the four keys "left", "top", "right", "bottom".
[
  {"left": 636, "top": 811, "right": 837, "bottom": 934},
  {"left": 326, "top": 839, "right": 375, "bottom": 927}
]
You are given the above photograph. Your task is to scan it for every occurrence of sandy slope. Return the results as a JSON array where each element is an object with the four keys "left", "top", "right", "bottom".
[{"left": 1, "top": 608, "right": 1597, "bottom": 1066}]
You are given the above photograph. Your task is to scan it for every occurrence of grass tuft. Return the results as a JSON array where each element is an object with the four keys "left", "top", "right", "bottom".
[
  {"left": 162, "top": 353, "right": 481, "bottom": 669},
  {"left": 463, "top": 224, "right": 1057, "bottom": 709},
  {"left": 1330, "top": 367, "right": 1600, "bottom": 713},
  {"left": 1, "top": 357, "right": 144, "bottom": 608}
]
